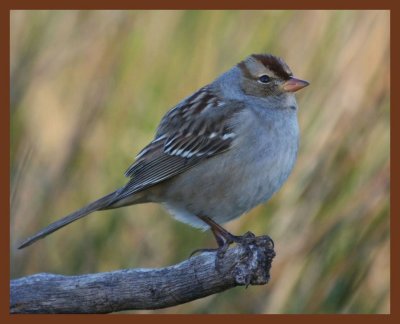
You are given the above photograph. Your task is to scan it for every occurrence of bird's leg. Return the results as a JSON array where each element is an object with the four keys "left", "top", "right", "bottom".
[
  {"left": 199, "top": 215, "right": 243, "bottom": 247},
  {"left": 190, "top": 215, "right": 259, "bottom": 271}
]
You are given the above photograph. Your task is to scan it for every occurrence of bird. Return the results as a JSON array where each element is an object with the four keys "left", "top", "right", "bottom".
[{"left": 18, "top": 54, "right": 309, "bottom": 253}]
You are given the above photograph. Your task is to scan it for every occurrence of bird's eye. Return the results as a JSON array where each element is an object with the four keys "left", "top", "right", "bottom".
[{"left": 258, "top": 75, "right": 270, "bottom": 83}]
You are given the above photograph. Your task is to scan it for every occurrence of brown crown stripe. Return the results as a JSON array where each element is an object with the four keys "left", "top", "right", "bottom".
[
  {"left": 238, "top": 54, "right": 292, "bottom": 80},
  {"left": 251, "top": 54, "right": 292, "bottom": 80}
]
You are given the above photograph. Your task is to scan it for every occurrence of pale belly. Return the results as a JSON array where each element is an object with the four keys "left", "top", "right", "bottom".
[{"left": 160, "top": 115, "right": 299, "bottom": 229}]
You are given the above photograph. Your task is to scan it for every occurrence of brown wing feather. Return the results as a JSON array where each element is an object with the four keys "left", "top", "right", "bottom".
[{"left": 118, "top": 88, "right": 244, "bottom": 199}]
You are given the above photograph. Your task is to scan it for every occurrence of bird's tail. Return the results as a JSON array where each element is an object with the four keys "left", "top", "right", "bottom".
[{"left": 18, "top": 190, "right": 119, "bottom": 249}]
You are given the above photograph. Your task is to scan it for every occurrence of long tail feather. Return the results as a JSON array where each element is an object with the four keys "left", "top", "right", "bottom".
[{"left": 18, "top": 191, "right": 118, "bottom": 249}]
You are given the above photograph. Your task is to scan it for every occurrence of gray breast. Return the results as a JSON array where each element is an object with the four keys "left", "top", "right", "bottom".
[{"left": 160, "top": 104, "right": 299, "bottom": 228}]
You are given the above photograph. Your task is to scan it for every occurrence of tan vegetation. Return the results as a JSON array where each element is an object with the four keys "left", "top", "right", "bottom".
[{"left": 11, "top": 10, "right": 389, "bottom": 313}]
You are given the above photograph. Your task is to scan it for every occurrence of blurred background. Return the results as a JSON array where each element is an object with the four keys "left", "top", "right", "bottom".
[{"left": 10, "top": 10, "right": 390, "bottom": 313}]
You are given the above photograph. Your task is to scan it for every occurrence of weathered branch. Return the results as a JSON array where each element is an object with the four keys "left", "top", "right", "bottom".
[{"left": 11, "top": 235, "right": 275, "bottom": 313}]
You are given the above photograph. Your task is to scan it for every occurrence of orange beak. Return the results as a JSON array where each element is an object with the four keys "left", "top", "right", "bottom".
[{"left": 282, "top": 77, "right": 310, "bottom": 93}]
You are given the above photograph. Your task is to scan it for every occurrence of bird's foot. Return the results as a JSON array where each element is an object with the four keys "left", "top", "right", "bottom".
[
  {"left": 189, "top": 231, "right": 253, "bottom": 257},
  {"left": 190, "top": 215, "right": 268, "bottom": 272}
]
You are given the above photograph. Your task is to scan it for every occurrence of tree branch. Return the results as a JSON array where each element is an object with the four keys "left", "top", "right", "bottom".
[{"left": 10, "top": 235, "right": 275, "bottom": 313}]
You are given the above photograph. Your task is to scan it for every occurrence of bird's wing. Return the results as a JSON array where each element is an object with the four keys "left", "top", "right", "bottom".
[{"left": 117, "top": 87, "right": 244, "bottom": 199}]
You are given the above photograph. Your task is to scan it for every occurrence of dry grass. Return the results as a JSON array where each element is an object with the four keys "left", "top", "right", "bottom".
[{"left": 10, "top": 10, "right": 390, "bottom": 313}]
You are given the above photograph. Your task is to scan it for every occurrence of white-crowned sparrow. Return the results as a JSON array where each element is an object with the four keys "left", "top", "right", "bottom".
[{"left": 18, "top": 54, "right": 309, "bottom": 251}]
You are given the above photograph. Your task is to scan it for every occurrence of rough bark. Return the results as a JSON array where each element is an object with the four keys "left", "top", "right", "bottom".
[{"left": 10, "top": 235, "right": 275, "bottom": 313}]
